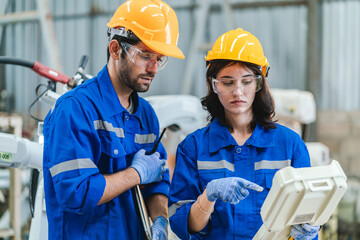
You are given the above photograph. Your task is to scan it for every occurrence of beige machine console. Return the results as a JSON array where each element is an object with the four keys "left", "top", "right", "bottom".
[{"left": 253, "top": 160, "right": 347, "bottom": 240}]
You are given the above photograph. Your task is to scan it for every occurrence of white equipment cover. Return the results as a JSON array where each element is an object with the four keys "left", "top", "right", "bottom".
[
  {"left": 271, "top": 88, "right": 316, "bottom": 124},
  {"left": 0, "top": 132, "right": 43, "bottom": 169},
  {"left": 145, "top": 95, "right": 207, "bottom": 134}
]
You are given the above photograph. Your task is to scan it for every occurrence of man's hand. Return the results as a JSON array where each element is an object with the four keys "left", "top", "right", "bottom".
[
  {"left": 290, "top": 224, "right": 320, "bottom": 240},
  {"left": 151, "top": 216, "right": 168, "bottom": 240},
  {"left": 206, "top": 177, "right": 263, "bottom": 204},
  {"left": 130, "top": 149, "right": 166, "bottom": 184}
]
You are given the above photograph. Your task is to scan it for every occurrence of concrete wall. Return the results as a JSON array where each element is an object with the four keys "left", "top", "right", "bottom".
[{"left": 317, "top": 111, "right": 360, "bottom": 177}]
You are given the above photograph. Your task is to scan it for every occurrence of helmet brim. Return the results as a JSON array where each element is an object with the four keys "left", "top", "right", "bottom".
[{"left": 141, "top": 39, "right": 185, "bottom": 59}]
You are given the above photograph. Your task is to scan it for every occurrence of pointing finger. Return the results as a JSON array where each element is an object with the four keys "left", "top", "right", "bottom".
[{"left": 239, "top": 179, "right": 264, "bottom": 192}]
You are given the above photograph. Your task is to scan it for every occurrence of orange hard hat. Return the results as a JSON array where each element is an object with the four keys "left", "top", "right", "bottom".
[
  {"left": 205, "top": 28, "right": 269, "bottom": 76},
  {"left": 107, "top": 0, "right": 184, "bottom": 59}
]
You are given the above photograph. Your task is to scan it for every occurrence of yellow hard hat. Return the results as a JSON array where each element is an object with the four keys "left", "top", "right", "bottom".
[
  {"left": 107, "top": 0, "right": 184, "bottom": 59},
  {"left": 205, "top": 28, "right": 270, "bottom": 76}
]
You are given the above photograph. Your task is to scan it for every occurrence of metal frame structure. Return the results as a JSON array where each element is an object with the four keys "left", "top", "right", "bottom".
[{"left": 0, "top": 0, "right": 63, "bottom": 73}]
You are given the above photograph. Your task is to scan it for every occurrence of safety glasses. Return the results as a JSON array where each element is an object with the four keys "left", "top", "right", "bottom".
[
  {"left": 120, "top": 42, "right": 169, "bottom": 70},
  {"left": 212, "top": 75, "right": 262, "bottom": 95}
]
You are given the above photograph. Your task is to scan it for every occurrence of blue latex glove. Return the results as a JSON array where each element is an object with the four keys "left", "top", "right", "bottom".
[
  {"left": 130, "top": 149, "right": 166, "bottom": 184},
  {"left": 206, "top": 177, "right": 263, "bottom": 204},
  {"left": 151, "top": 216, "right": 168, "bottom": 240},
  {"left": 290, "top": 224, "right": 320, "bottom": 240}
]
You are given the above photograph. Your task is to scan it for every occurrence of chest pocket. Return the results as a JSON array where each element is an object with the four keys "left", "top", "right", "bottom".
[
  {"left": 255, "top": 170, "right": 277, "bottom": 209},
  {"left": 98, "top": 133, "right": 126, "bottom": 174}
]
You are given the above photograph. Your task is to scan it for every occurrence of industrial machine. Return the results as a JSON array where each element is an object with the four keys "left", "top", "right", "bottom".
[
  {"left": 0, "top": 55, "right": 91, "bottom": 239},
  {"left": 271, "top": 88, "right": 331, "bottom": 167}
]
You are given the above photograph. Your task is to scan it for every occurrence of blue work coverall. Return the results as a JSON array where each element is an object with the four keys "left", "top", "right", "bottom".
[
  {"left": 43, "top": 65, "right": 169, "bottom": 240},
  {"left": 169, "top": 118, "right": 316, "bottom": 239}
]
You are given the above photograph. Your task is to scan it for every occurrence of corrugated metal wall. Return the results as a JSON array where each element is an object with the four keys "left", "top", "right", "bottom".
[
  {"left": 321, "top": 0, "right": 360, "bottom": 110},
  {"left": 0, "top": 0, "right": 359, "bottom": 120}
]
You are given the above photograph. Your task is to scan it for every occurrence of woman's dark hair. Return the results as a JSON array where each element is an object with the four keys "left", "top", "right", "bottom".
[
  {"left": 106, "top": 29, "right": 141, "bottom": 62},
  {"left": 201, "top": 60, "right": 276, "bottom": 130}
]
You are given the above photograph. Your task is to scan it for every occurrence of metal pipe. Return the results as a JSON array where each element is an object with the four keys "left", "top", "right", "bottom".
[
  {"left": 0, "top": 11, "right": 39, "bottom": 25},
  {"left": 306, "top": 0, "right": 322, "bottom": 141},
  {"left": 36, "top": 0, "right": 64, "bottom": 76},
  {"left": 180, "top": 0, "right": 210, "bottom": 94},
  {"left": 172, "top": 0, "right": 307, "bottom": 10},
  {"left": 218, "top": 0, "right": 307, "bottom": 10}
]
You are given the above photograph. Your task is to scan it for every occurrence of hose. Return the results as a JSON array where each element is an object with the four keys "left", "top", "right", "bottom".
[{"left": 0, "top": 56, "right": 34, "bottom": 68}]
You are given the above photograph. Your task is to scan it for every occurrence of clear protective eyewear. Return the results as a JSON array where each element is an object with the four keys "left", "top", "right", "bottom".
[
  {"left": 212, "top": 75, "right": 263, "bottom": 95},
  {"left": 120, "top": 42, "right": 169, "bottom": 70}
]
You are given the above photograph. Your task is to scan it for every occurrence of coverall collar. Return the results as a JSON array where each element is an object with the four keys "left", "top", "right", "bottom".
[
  {"left": 208, "top": 118, "right": 275, "bottom": 153},
  {"left": 98, "top": 65, "right": 145, "bottom": 127}
]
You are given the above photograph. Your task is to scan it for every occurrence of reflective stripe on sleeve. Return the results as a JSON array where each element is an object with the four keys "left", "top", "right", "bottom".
[
  {"left": 94, "top": 120, "right": 124, "bottom": 138},
  {"left": 254, "top": 159, "right": 291, "bottom": 171},
  {"left": 197, "top": 160, "right": 235, "bottom": 172},
  {"left": 135, "top": 133, "right": 156, "bottom": 144},
  {"left": 50, "top": 158, "right": 97, "bottom": 177},
  {"left": 169, "top": 200, "right": 195, "bottom": 218}
]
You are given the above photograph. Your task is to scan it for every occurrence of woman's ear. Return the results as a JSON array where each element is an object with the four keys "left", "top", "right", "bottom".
[{"left": 109, "top": 40, "right": 121, "bottom": 60}]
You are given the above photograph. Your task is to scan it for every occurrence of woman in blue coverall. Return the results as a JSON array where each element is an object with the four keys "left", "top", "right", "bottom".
[{"left": 168, "top": 28, "right": 320, "bottom": 239}]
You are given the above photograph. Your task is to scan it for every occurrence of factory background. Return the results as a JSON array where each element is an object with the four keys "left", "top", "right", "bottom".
[{"left": 0, "top": 0, "right": 360, "bottom": 239}]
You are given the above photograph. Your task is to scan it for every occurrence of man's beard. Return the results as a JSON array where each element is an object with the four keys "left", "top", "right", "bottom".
[{"left": 119, "top": 60, "right": 154, "bottom": 92}]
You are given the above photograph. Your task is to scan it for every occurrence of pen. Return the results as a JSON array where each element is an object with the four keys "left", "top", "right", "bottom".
[{"left": 147, "top": 128, "right": 167, "bottom": 155}]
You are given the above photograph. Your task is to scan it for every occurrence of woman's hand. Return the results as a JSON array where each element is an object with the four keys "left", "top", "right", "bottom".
[
  {"left": 290, "top": 224, "right": 320, "bottom": 240},
  {"left": 206, "top": 177, "right": 263, "bottom": 204}
]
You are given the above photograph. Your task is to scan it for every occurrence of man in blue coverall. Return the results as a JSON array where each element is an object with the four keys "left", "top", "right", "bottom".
[{"left": 42, "top": 0, "right": 184, "bottom": 239}]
